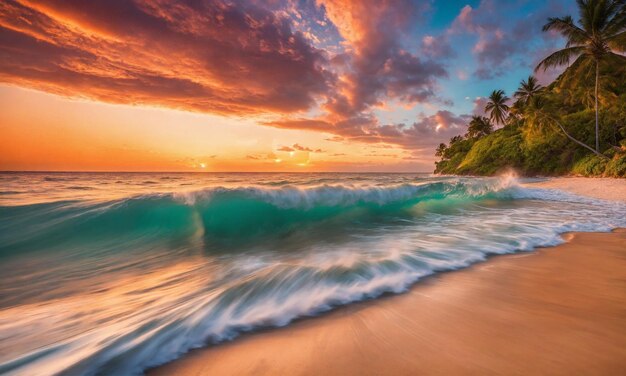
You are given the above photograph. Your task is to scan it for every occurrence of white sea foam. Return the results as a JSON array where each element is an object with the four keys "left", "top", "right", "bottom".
[{"left": 0, "top": 173, "right": 625, "bottom": 375}]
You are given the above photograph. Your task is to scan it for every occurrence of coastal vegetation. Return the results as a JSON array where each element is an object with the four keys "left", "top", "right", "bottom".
[{"left": 435, "top": 0, "right": 626, "bottom": 177}]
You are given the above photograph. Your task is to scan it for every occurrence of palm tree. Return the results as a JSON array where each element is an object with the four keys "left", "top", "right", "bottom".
[
  {"left": 514, "top": 75, "right": 543, "bottom": 106},
  {"left": 435, "top": 143, "right": 447, "bottom": 158},
  {"left": 484, "top": 90, "right": 510, "bottom": 125},
  {"left": 465, "top": 116, "right": 493, "bottom": 139},
  {"left": 525, "top": 96, "right": 607, "bottom": 158},
  {"left": 535, "top": 0, "right": 626, "bottom": 153}
]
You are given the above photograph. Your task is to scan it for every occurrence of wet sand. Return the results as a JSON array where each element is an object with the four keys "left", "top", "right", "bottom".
[{"left": 150, "top": 228, "right": 626, "bottom": 375}]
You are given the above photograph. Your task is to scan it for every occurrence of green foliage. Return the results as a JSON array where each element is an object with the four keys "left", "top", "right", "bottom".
[
  {"left": 456, "top": 127, "right": 523, "bottom": 175},
  {"left": 514, "top": 75, "right": 543, "bottom": 107},
  {"left": 605, "top": 153, "right": 626, "bottom": 177},
  {"left": 569, "top": 151, "right": 626, "bottom": 177},
  {"left": 521, "top": 129, "right": 572, "bottom": 174},
  {"left": 572, "top": 155, "right": 609, "bottom": 176},
  {"left": 434, "top": 52, "right": 626, "bottom": 178},
  {"left": 434, "top": 136, "right": 475, "bottom": 174},
  {"left": 466, "top": 116, "right": 493, "bottom": 139}
]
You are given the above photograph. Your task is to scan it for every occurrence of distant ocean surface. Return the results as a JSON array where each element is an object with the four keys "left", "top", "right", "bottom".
[{"left": 1, "top": 172, "right": 624, "bottom": 375}]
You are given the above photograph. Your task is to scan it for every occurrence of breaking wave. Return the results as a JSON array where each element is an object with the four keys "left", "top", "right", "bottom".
[{"left": 0, "top": 175, "right": 624, "bottom": 375}]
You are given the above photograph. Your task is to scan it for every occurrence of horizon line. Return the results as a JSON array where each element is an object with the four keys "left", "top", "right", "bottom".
[{"left": 0, "top": 170, "right": 434, "bottom": 174}]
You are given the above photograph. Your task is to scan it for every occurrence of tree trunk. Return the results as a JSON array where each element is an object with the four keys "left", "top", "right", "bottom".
[
  {"left": 554, "top": 121, "right": 607, "bottom": 159},
  {"left": 595, "top": 60, "right": 599, "bottom": 153}
]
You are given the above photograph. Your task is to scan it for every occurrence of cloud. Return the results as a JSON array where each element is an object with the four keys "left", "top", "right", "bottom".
[
  {"left": 364, "top": 153, "right": 398, "bottom": 157},
  {"left": 292, "top": 143, "right": 323, "bottom": 152},
  {"left": 262, "top": 118, "right": 334, "bottom": 131},
  {"left": 449, "top": 3, "right": 514, "bottom": 79},
  {"left": 396, "top": 110, "right": 471, "bottom": 148},
  {"left": 472, "top": 97, "right": 489, "bottom": 117},
  {"left": 318, "top": 0, "right": 448, "bottom": 116},
  {"left": 246, "top": 152, "right": 278, "bottom": 161},
  {"left": 2, "top": 0, "right": 512, "bottom": 163},
  {"left": 277, "top": 143, "right": 324, "bottom": 153},
  {"left": 0, "top": 0, "right": 330, "bottom": 115},
  {"left": 0, "top": 0, "right": 451, "bottom": 120},
  {"left": 259, "top": 0, "right": 456, "bottom": 156},
  {"left": 421, "top": 35, "right": 455, "bottom": 59},
  {"left": 449, "top": 0, "right": 570, "bottom": 80},
  {"left": 266, "top": 110, "right": 470, "bottom": 153},
  {"left": 450, "top": 5, "right": 478, "bottom": 33}
]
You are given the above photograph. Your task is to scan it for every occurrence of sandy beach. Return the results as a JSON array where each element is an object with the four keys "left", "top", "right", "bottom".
[
  {"left": 525, "top": 177, "right": 626, "bottom": 201},
  {"left": 150, "top": 178, "right": 626, "bottom": 376}
]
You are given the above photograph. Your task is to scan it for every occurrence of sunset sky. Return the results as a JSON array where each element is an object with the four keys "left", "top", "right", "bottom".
[{"left": 0, "top": 0, "right": 572, "bottom": 172}]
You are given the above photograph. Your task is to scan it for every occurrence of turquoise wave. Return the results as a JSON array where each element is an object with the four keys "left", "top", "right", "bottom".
[{"left": 0, "top": 181, "right": 516, "bottom": 255}]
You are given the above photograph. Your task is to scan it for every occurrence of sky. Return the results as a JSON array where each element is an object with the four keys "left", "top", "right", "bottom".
[{"left": 0, "top": 0, "right": 573, "bottom": 172}]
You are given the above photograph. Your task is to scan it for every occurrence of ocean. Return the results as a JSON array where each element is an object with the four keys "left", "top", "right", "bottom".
[{"left": 0, "top": 172, "right": 624, "bottom": 375}]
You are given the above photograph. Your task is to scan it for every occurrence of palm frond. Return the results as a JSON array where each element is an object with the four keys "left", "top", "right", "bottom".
[
  {"left": 592, "top": 0, "right": 604, "bottom": 31},
  {"left": 602, "top": 0, "right": 626, "bottom": 31},
  {"left": 535, "top": 46, "right": 585, "bottom": 71},
  {"left": 484, "top": 90, "right": 510, "bottom": 125},
  {"left": 577, "top": 0, "right": 594, "bottom": 32},
  {"left": 542, "top": 16, "right": 589, "bottom": 45},
  {"left": 606, "top": 30, "right": 626, "bottom": 50},
  {"left": 603, "top": 1, "right": 626, "bottom": 36},
  {"left": 513, "top": 75, "right": 542, "bottom": 106},
  {"left": 595, "top": 0, "right": 625, "bottom": 31}
]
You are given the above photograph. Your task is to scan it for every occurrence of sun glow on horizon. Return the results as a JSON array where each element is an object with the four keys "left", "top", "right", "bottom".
[{"left": 0, "top": 86, "right": 431, "bottom": 172}]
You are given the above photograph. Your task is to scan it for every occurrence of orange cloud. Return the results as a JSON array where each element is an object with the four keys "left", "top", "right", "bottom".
[
  {"left": 0, "top": 0, "right": 461, "bottom": 166},
  {"left": 0, "top": 0, "right": 329, "bottom": 115}
]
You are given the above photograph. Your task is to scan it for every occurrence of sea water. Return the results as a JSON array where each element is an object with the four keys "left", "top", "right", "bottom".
[{"left": 0, "top": 172, "right": 624, "bottom": 375}]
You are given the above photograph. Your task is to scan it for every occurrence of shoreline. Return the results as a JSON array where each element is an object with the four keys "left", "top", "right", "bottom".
[
  {"left": 150, "top": 229, "right": 626, "bottom": 376},
  {"left": 149, "top": 177, "right": 626, "bottom": 375},
  {"left": 523, "top": 176, "right": 626, "bottom": 201}
]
